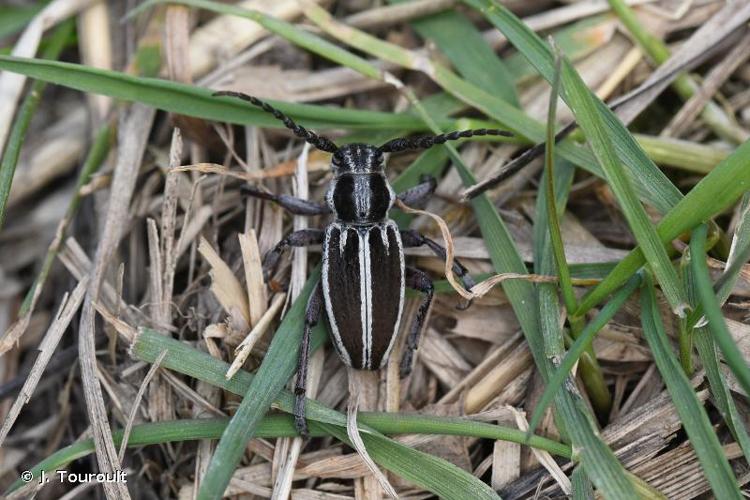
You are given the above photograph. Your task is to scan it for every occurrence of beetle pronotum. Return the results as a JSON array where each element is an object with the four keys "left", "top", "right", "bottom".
[{"left": 215, "top": 91, "right": 512, "bottom": 435}]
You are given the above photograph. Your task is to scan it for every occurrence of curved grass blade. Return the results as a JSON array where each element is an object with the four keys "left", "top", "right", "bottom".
[
  {"left": 132, "top": 328, "right": 510, "bottom": 500},
  {"left": 640, "top": 272, "right": 742, "bottom": 499},
  {"left": 132, "top": 328, "right": 572, "bottom": 457},
  {"left": 9, "top": 410, "right": 572, "bottom": 497},
  {"left": 690, "top": 225, "right": 750, "bottom": 407},
  {"left": 0, "top": 56, "right": 459, "bottom": 132},
  {"left": 532, "top": 47, "right": 611, "bottom": 421}
]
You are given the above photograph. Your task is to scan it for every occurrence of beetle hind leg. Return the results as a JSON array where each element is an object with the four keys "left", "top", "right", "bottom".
[
  {"left": 400, "top": 267, "right": 434, "bottom": 379},
  {"left": 400, "top": 230, "right": 476, "bottom": 295},
  {"left": 294, "top": 281, "right": 324, "bottom": 437}
]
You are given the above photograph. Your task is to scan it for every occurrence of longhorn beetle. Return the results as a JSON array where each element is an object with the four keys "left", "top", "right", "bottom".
[{"left": 215, "top": 91, "right": 512, "bottom": 435}]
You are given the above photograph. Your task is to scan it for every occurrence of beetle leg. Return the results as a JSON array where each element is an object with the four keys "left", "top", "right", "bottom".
[
  {"left": 242, "top": 185, "right": 331, "bottom": 215},
  {"left": 396, "top": 175, "right": 436, "bottom": 207},
  {"left": 400, "top": 267, "right": 434, "bottom": 379},
  {"left": 399, "top": 230, "right": 476, "bottom": 295},
  {"left": 263, "top": 229, "right": 325, "bottom": 281},
  {"left": 295, "top": 281, "right": 324, "bottom": 437}
]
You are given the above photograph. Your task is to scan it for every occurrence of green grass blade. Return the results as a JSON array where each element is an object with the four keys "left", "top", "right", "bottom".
[
  {"left": 8, "top": 412, "right": 571, "bottom": 496},
  {"left": 640, "top": 272, "right": 742, "bottom": 499},
  {"left": 401, "top": 93, "right": 638, "bottom": 499},
  {"left": 0, "top": 4, "right": 43, "bottom": 40},
  {"left": 577, "top": 138, "right": 750, "bottom": 314},
  {"left": 0, "top": 21, "right": 73, "bottom": 230},
  {"left": 532, "top": 47, "right": 611, "bottom": 421},
  {"left": 543, "top": 50, "right": 577, "bottom": 318},
  {"left": 390, "top": 3, "right": 519, "bottom": 106},
  {"left": 0, "top": 56, "right": 462, "bottom": 132},
  {"left": 196, "top": 272, "right": 323, "bottom": 499},
  {"left": 527, "top": 275, "right": 641, "bottom": 436},
  {"left": 132, "top": 328, "right": 572, "bottom": 457},
  {"left": 690, "top": 225, "right": 750, "bottom": 406},
  {"left": 572, "top": 465, "right": 595, "bottom": 500},
  {"left": 694, "top": 326, "right": 750, "bottom": 464},
  {"left": 561, "top": 55, "right": 688, "bottom": 315},
  {"left": 461, "top": 0, "right": 683, "bottom": 215},
  {"left": 132, "top": 329, "right": 539, "bottom": 500}
]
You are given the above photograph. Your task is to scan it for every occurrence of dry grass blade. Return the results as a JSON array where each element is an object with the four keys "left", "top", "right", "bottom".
[
  {"left": 613, "top": 1, "right": 750, "bottom": 127},
  {"left": 346, "top": 402, "right": 398, "bottom": 499},
  {"left": 77, "top": 103, "right": 154, "bottom": 500},
  {"left": 117, "top": 350, "right": 167, "bottom": 462},
  {"left": 0, "top": 278, "right": 87, "bottom": 448}
]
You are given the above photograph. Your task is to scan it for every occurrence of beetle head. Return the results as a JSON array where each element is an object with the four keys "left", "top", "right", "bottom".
[{"left": 331, "top": 144, "right": 384, "bottom": 176}]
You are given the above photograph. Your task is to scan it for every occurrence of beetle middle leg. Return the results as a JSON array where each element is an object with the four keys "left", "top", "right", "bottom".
[
  {"left": 242, "top": 184, "right": 331, "bottom": 215},
  {"left": 400, "top": 267, "right": 434, "bottom": 378},
  {"left": 294, "top": 281, "right": 324, "bottom": 437},
  {"left": 400, "top": 229, "right": 476, "bottom": 293},
  {"left": 262, "top": 229, "right": 324, "bottom": 280}
]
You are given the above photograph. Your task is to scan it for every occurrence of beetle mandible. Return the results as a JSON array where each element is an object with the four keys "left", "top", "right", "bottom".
[{"left": 215, "top": 91, "right": 512, "bottom": 435}]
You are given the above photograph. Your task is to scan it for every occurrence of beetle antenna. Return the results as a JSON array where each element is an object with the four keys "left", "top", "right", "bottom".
[
  {"left": 213, "top": 91, "right": 339, "bottom": 153},
  {"left": 378, "top": 128, "right": 513, "bottom": 153}
]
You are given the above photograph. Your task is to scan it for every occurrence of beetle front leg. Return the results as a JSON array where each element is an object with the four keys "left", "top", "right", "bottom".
[
  {"left": 294, "top": 281, "right": 324, "bottom": 437},
  {"left": 400, "top": 230, "right": 476, "bottom": 293},
  {"left": 400, "top": 267, "right": 434, "bottom": 379},
  {"left": 263, "top": 229, "right": 325, "bottom": 281},
  {"left": 396, "top": 175, "right": 436, "bottom": 207},
  {"left": 242, "top": 185, "right": 332, "bottom": 216}
]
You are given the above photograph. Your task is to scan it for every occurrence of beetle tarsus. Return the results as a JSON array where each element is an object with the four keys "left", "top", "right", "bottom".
[
  {"left": 294, "top": 282, "right": 324, "bottom": 438},
  {"left": 400, "top": 267, "right": 434, "bottom": 379}
]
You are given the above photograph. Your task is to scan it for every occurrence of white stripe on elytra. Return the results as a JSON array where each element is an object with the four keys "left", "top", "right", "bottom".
[
  {"left": 377, "top": 220, "right": 405, "bottom": 369},
  {"left": 322, "top": 223, "right": 352, "bottom": 367},
  {"left": 358, "top": 228, "right": 373, "bottom": 369}
]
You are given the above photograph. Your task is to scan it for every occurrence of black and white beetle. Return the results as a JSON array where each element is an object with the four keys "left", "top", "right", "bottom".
[{"left": 215, "top": 91, "right": 512, "bottom": 435}]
